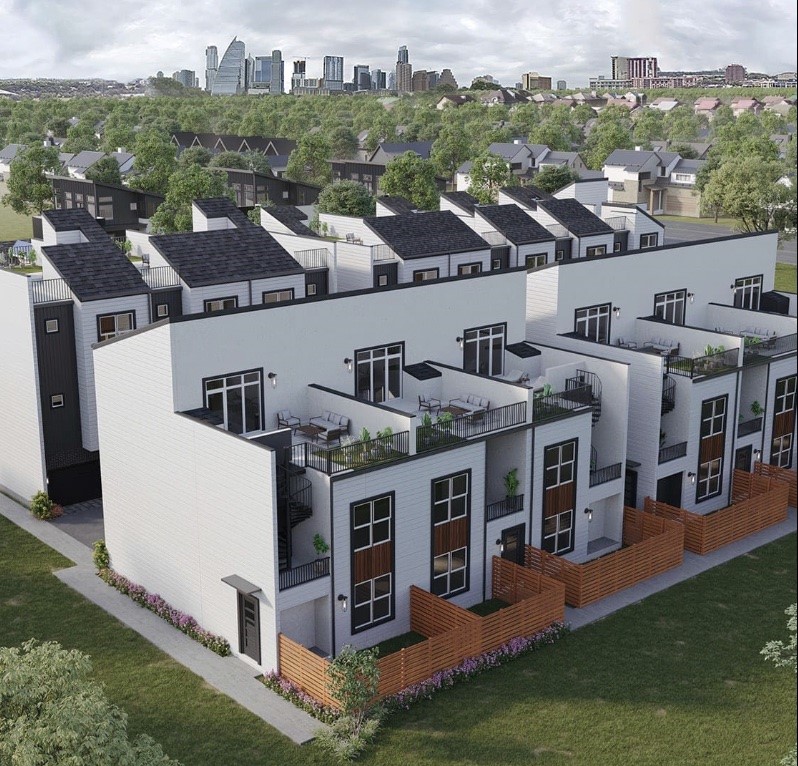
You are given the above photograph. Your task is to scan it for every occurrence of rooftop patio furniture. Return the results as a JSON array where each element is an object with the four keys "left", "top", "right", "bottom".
[
  {"left": 309, "top": 410, "right": 350, "bottom": 435},
  {"left": 448, "top": 394, "right": 490, "bottom": 415},
  {"left": 418, "top": 394, "right": 441, "bottom": 413},
  {"left": 276, "top": 410, "right": 301, "bottom": 432},
  {"left": 616, "top": 337, "right": 638, "bottom": 349},
  {"left": 495, "top": 369, "right": 530, "bottom": 384},
  {"left": 647, "top": 337, "right": 679, "bottom": 354}
]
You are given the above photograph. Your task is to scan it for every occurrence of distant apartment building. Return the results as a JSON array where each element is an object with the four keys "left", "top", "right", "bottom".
[
  {"left": 371, "top": 69, "right": 386, "bottom": 90},
  {"left": 725, "top": 64, "right": 746, "bottom": 84},
  {"left": 172, "top": 70, "right": 197, "bottom": 89},
  {"left": 439, "top": 69, "right": 458, "bottom": 89},
  {"left": 396, "top": 62, "right": 413, "bottom": 93},
  {"left": 611, "top": 56, "right": 658, "bottom": 80},
  {"left": 291, "top": 60, "right": 306, "bottom": 92},
  {"left": 412, "top": 70, "right": 429, "bottom": 92},
  {"left": 556, "top": 80, "right": 567, "bottom": 90},
  {"left": 323, "top": 55, "right": 345, "bottom": 91},
  {"left": 353, "top": 65, "right": 371, "bottom": 91},
  {"left": 521, "top": 72, "right": 552, "bottom": 90},
  {"left": 205, "top": 46, "right": 218, "bottom": 92}
]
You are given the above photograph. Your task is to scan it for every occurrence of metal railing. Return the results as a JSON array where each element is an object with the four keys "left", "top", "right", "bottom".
[
  {"left": 547, "top": 223, "right": 569, "bottom": 238},
  {"left": 589, "top": 462, "right": 623, "bottom": 487},
  {"left": 658, "top": 441, "right": 687, "bottom": 464},
  {"left": 372, "top": 244, "right": 398, "bottom": 262},
  {"left": 30, "top": 277, "right": 72, "bottom": 304},
  {"left": 742, "top": 333, "right": 797, "bottom": 364},
  {"left": 416, "top": 401, "right": 527, "bottom": 452},
  {"left": 667, "top": 348, "right": 739, "bottom": 378},
  {"left": 737, "top": 416, "right": 763, "bottom": 437},
  {"left": 290, "top": 431, "right": 410, "bottom": 475},
  {"left": 140, "top": 265, "right": 181, "bottom": 289},
  {"left": 293, "top": 247, "right": 329, "bottom": 270},
  {"left": 480, "top": 231, "right": 507, "bottom": 246},
  {"left": 533, "top": 385, "right": 592, "bottom": 423},
  {"left": 279, "top": 557, "right": 330, "bottom": 591},
  {"left": 603, "top": 215, "right": 629, "bottom": 231},
  {"left": 486, "top": 494, "right": 524, "bottom": 522},
  {"left": 661, "top": 376, "right": 676, "bottom": 414}
]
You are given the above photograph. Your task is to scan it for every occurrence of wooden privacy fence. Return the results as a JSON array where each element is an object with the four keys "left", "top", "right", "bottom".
[
  {"left": 524, "top": 507, "right": 685, "bottom": 608},
  {"left": 643, "top": 469, "right": 789, "bottom": 555},
  {"left": 754, "top": 462, "right": 797, "bottom": 507},
  {"left": 277, "top": 558, "right": 565, "bottom": 709}
]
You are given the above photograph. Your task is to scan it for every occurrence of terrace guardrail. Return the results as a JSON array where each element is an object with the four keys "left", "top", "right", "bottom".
[
  {"left": 658, "top": 441, "right": 687, "bottom": 464},
  {"left": 30, "top": 277, "right": 72, "bottom": 304},
  {"left": 742, "top": 333, "right": 797, "bottom": 365},
  {"left": 666, "top": 348, "right": 739, "bottom": 378},
  {"left": 278, "top": 557, "right": 330, "bottom": 591},
  {"left": 480, "top": 231, "right": 507, "bottom": 246},
  {"left": 589, "top": 462, "right": 623, "bottom": 487},
  {"left": 293, "top": 248, "right": 329, "bottom": 270},
  {"left": 290, "top": 430, "right": 409, "bottom": 475},
  {"left": 603, "top": 215, "right": 629, "bottom": 231},
  {"left": 533, "top": 385, "right": 592, "bottom": 423},
  {"left": 416, "top": 401, "right": 527, "bottom": 452},
  {"left": 737, "top": 416, "right": 763, "bottom": 437},
  {"left": 661, "top": 376, "right": 676, "bottom": 415},
  {"left": 486, "top": 494, "right": 524, "bottom": 522},
  {"left": 372, "top": 244, "right": 398, "bottom": 262},
  {"left": 140, "top": 265, "right": 181, "bottom": 289}
]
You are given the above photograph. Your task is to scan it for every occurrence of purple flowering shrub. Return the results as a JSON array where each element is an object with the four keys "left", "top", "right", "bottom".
[
  {"left": 261, "top": 672, "right": 340, "bottom": 724},
  {"left": 97, "top": 568, "right": 230, "bottom": 656}
]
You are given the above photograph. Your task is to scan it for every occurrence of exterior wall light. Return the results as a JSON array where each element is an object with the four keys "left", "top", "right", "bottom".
[
  {"left": 754, "top": 449, "right": 762, "bottom": 462},
  {"left": 687, "top": 292, "right": 695, "bottom": 303},
  {"left": 495, "top": 538, "right": 504, "bottom": 553},
  {"left": 268, "top": 372, "right": 277, "bottom": 387},
  {"left": 584, "top": 507, "right": 593, "bottom": 521},
  {"left": 337, "top": 593, "right": 348, "bottom": 612},
  {"left": 343, "top": 357, "right": 353, "bottom": 372},
  {"left": 687, "top": 471, "right": 696, "bottom": 484},
  {"left": 613, "top": 306, "right": 621, "bottom": 318},
  {"left": 456, "top": 336, "right": 464, "bottom": 348}
]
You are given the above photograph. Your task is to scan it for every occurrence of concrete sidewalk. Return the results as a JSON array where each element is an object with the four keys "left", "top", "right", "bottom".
[{"left": 0, "top": 492, "right": 322, "bottom": 745}]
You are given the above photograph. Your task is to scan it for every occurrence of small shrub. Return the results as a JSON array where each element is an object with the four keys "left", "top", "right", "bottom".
[
  {"left": 50, "top": 503, "right": 64, "bottom": 519},
  {"left": 315, "top": 714, "right": 381, "bottom": 761},
  {"left": 29, "top": 491, "right": 54, "bottom": 520},
  {"left": 92, "top": 540, "right": 110, "bottom": 570}
]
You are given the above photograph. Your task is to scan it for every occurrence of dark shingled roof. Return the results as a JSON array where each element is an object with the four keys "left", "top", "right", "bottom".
[
  {"left": 363, "top": 210, "right": 489, "bottom": 259},
  {"left": 404, "top": 362, "right": 442, "bottom": 380},
  {"left": 538, "top": 198, "right": 614, "bottom": 237},
  {"left": 263, "top": 206, "right": 319, "bottom": 237},
  {"left": 378, "top": 196, "right": 417, "bottom": 215},
  {"left": 42, "top": 241, "right": 149, "bottom": 302},
  {"left": 193, "top": 197, "right": 253, "bottom": 229},
  {"left": 150, "top": 225, "right": 304, "bottom": 288},
  {"left": 42, "top": 209, "right": 108, "bottom": 241},
  {"left": 475, "top": 205, "right": 555, "bottom": 245},
  {"left": 499, "top": 186, "right": 552, "bottom": 207},
  {"left": 441, "top": 191, "right": 479, "bottom": 214}
]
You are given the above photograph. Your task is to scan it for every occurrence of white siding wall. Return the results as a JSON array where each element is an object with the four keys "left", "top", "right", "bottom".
[
  {"left": 318, "top": 213, "right": 381, "bottom": 244},
  {"left": 525, "top": 267, "right": 560, "bottom": 339},
  {"left": 251, "top": 274, "right": 306, "bottom": 302},
  {"left": 330, "top": 442, "right": 486, "bottom": 652},
  {"left": 601, "top": 204, "right": 664, "bottom": 250},
  {"left": 0, "top": 272, "right": 46, "bottom": 501},
  {"left": 182, "top": 282, "right": 250, "bottom": 315},
  {"left": 576, "top": 233, "right": 615, "bottom": 258},
  {"left": 763, "top": 357, "right": 798, "bottom": 468},
  {"left": 439, "top": 198, "right": 475, "bottom": 219},
  {"left": 554, "top": 180, "right": 609, "bottom": 215},
  {"left": 259, "top": 211, "right": 297, "bottom": 236},
  {"left": 397, "top": 255, "right": 449, "bottom": 283},
  {"left": 95, "top": 325, "right": 280, "bottom": 671},
  {"left": 127, "top": 231, "right": 164, "bottom": 264},
  {"left": 517, "top": 242, "right": 556, "bottom": 268},
  {"left": 334, "top": 242, "right": 374, "bottom": 292},
  {"left": 74, "top": 294, "right": 151, "bottom": 452}
]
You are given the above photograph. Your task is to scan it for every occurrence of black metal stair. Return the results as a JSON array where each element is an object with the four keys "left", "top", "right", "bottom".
[
  {"left": 277, "top": 462, "right": 313, "bottom": 573},
  {"left": 565, "top": 370, "right": 603, "bottom": 426},
  {"left": 661, "top": 375, "right": 676, "bottom": 415}
]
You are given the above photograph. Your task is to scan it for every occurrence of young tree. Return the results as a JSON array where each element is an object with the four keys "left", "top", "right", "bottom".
[
  {"left": 534, "top": 165, "right": 581, "bottom": 194},
  {"left": 379, "top": 151, "right": 439, "bottom": 210},
  {"left": 584, "top": 120, "right": 635, "bottom": 170},
  {"left": 325, "top": 124, "right": 359, "bottom": 159},
  {"left": 317, "top": 181, "right": 376, "bottom": 217},
  {"left": 208, "top": 151, "right": 250, "bottom": 170},
  {"left": 467, "top": 152, "right": 516, "bottom": 204},
  {"left": 85, "top": 156, "right": 123, "bottom": 186},
  {"left": 150, "top": 165, "right": 232, "bottom": 233},
  {"left": 761, "top": 604, "right": 797, "bottom": 766},
  {"left": 430, "top": 123, "right": 471, "bottom": 181},
  {"left": 0, "top": 640, "right": 177, "bottom": 765},
  {"left": 2, "top": 144, "right": 61, "bottom": 214},
  {"left": 284, "top": 133, "right": 332, "bottom": 187},
  {"left": 177, "top": 146, "right": 213, "bottom": 168},
  {"left": 131, "top": 129, "right": 178, "bottom": 196}
]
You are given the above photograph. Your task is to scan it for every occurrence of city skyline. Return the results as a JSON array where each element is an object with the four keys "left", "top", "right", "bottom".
[{"left": 1, "top": 0, "right": 796, "bottom": 87}]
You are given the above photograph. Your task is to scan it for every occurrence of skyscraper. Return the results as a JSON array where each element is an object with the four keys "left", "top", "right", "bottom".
[
  {"left": 371, "top": 69, "right": 386, "bottom": 90},
  {"left": 172, "top": 70, "right": 197, "bottom": 88},
  {"left": 250, "top": 50, "right": 284, "bottom": 94},
  {"left": 211, "top": 38, "right": 247, "bottom": 95},
  {"left": 323, "top": 55, "right": 344, "bottom": 90},
  {"left": 353, "top": 64, "right": 370, "bottom": 91},
  {"left": 397, "top": 45, "right": 409, "bottom": 64},
  {"left": 438, "top": 69, "right": 458, "bottom": 89},
  {"left": 396, "top": 44, "right": 411, "bottom": 94},
  {"left": 611, "top": 56, "right": 658, "bottom": 80},
  {"left": 205, "top": 46, "right": 218, "bottom": 92},
  {"left": 292, "top": 60, "right": 306, "bottom": 92}
]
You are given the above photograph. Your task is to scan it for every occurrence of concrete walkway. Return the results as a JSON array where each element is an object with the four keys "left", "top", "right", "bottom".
[
  {"left": 0, "top": 492, "right": 322, "bottom": 745},
  {"left": 1, "top": 491, "right": 795, "bottom": 744}
]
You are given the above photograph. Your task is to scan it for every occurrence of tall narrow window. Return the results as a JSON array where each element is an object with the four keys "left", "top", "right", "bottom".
[
  {"left": 463, "top": 324, "right": 505, "bottom": 376},
  {"left": 431, "top": 471, "right": 470, "bottom": 598},
  {"left": 771, "top": 375, "right": 796, "bottom": 468},
  {"left": 542, "top": 440, "right": 576, "bottom": 555},
  {"left": 574, "top": 304, "right": 610, "bottom": 343},
  {"left": 653, "top": 290, "right": 686, "bottom": 325},
  {"left": 355, "top": 343, "right": 403, "bottom": 403},
  {"left": 733, "top": 275, "right": 762, "bottom": 310},
  {"left": 97, "top": 311, "right": 135, "bottom": 342},
  {"left": 697, "top": 395, "right": 727, "bottom": 502},
  {"left": 204, "top": 370, "right": 262, "bottom": 435}
]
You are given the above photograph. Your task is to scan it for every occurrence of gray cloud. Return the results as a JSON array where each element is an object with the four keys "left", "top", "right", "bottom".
[{"left": 1, "top": 0, "right": 796, "bottom": 85}]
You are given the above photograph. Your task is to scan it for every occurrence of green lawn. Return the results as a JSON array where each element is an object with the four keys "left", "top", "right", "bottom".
[
  {"left": 0, "top": 182, "right": 33, "bottom": 240},
  {"left": 656, "top": 214, "right": 741, "bottom": 228},
  {"left": 775, "top": 263, "right": 797, "bottom": 294},
  {"left": 1, "top": 514, "right": 795, "bottom": 765}
]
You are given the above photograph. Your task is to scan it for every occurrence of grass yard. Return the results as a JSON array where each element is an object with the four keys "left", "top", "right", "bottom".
[
  {"left": 656, "top": 214, "right": 741, "bottom": 228},
  {"left": 0, "top": 182, "right": 33, "bottom": 240},
  {"left": 1, "top": 513, "right": 795, "bottom": 765},
  {"left": 775, "top": 263, "right": 797, "bottom": 293}
]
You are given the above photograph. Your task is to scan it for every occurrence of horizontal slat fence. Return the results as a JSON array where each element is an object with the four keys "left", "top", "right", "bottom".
[
  {"left": 754, "top": 462, "right": 797, "bottom": 507},
  {"left": 523, "top": 507, "right": 685, "bottom": 608},
  {"left": 278, "top": 560, "right": 566, "bottom": 708},
  {"left": 643, "top": 470, "right": 789, "bottom": 555}
]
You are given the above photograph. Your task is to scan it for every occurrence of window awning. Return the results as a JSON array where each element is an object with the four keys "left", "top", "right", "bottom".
[{"left": 221, "top": 575, "right": 261, "bottom": 595}]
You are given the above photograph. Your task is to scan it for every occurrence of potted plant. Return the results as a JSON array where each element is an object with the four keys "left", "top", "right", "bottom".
[
  {"left": 504, "top": 468, "right": 519, "bottom": 508},
  {"left": 313, "top": 533, "right": 329, "bottom": 560},
  {"left": 750, "top": 400, "right": 764, "bottom": 418}
]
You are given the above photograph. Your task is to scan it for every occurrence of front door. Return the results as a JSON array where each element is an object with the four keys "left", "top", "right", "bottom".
[
  {"left": 624, "top": 469, "right": 638, "bottom": 508},
  {"left": 735, "top": 445, "right": 753, "bottom": 473},
  {"left": 501, "top": 524, "right": 525, "bottom": 565},
  {"left": 238, "top": 593, "right": 261, "bottom": 664},
  {"left": 656, "top": 472, "right": 683, "bottom": 507}
]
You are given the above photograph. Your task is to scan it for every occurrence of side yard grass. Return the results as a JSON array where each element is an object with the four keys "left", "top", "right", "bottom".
[
  {"left": 775, "top": 262, "right": 797, "bottom": 293},
  {"left": 0, "top": 182, "right": 33, "bottom": 240},
  {"left": 1, "top": 512, "right": 794, "bottom": 766}
]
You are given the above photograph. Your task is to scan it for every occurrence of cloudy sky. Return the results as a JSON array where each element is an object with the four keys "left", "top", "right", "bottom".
[{"left": 1, "top": 0, "right": 796, "bottom": 86}]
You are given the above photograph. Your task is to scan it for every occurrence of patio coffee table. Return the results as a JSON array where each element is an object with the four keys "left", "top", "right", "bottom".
[
  {"left": 440, "top": 405, "right": 468, "bottom": 417},
  {"left": 297, "top": 424, "right": 324, "bottom": 442}
]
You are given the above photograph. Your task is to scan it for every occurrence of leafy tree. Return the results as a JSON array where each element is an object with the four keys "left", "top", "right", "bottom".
[
  {"left": 131, "top": 129, "right": 177, "bottom": 196},
  {"left": 150, "top": 165, "right": 232, "bottom": 233},
  {"left": 584, "top": 120, "right": 635, "bottom": 169},
  {"left": 663, "top": 106, "right": 703, "bottom": 141},
  {"left": 669, "top": 143, "right": 699, "bottom": 160},
  {"left": 431, "top": 123, "right": 471, "bottom": 181},
  {"left": 317, "top": 181, "right": 375, "bottom": 216},
  {"left": 85, "top": 155, "right": 122, "bottom": 186},
  {"left": 326, "top": 124, "right": 359, "bottom": 159},
  {"left": 632, "top": 109, "right": 665, "bottom": 144},
  {"left": 379, "top": 151, "right": 439, "bottom": 210},
  {"left": 702, "top": 156, "right": 796, "bottom": 238},
  {"left": 62, "top": 121, "right": 99, "bottom": 153},
  {"left": 467, "top": 151, "right": 517, "bottom": 204},
  {"left": 208, "top": 151, "right": 250, "bottom": 170},
  {"left": 761, "top": 604, "right": 797, "bottom": 766},
  {"left": 177, "top": 146, "right": 213, "bottom": 168},
  {"left": 529, "top": 121, "right": 573, "bottom": 151},
  {"left": 2, "top": 144, "right": 61, "bottom": 214},
  {"left": 284, "top": 133, "right": 332, "bottom": 187},
  {"left": 46, "top": 116, "right": 71, "bottom": 137},
  {"left": 534, "top": 165, "right": 581, "bottom": 193},
  {"left": 242, "top": 151, "right": 271, "bottom": 175},
  {"left": 0, "top": 639, "right": 178, "bottom": 765}
]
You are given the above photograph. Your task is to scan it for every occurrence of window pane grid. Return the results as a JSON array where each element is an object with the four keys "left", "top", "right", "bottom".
[
  {"left": 575, "top": 304, "right": 610, "bottom": 343},
  {"left": 352, "top": 496, "right": 392, "bottom": 551}
]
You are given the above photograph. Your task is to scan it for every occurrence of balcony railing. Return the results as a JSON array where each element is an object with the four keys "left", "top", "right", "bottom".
[
  {"left": 480, "top": 231, "right": 507, "bottom": 246},
  {"left": 486, "top": 494, "right": 524, "bottom": 522},
  {"left": 742, "top": 333, "right": 797, "bottom": 365},
  {"left": 533, "top": 385, "right": 592, "bottom": 423},
  {"left": 416, "top": 401, "right": 527, "bottom": 452},
  {"left": 737, "top": 416, "right": 763, "bottom": 437},
  {"left": 666, "top": 348, "right": 739, "bottom": 378},
  {"left": 604, "top": 215, "right": 629, "bottom": 231},
  {"left": 140, "top": 265, "right": 181, "bottom": 289},
  {"left": 372, "top": 244, "right": 398, "bottom": 262},
  {"left": 293, "top": 248, "right": 329, "bottom": 270},
  {"left": 278, "top": 557, "right": 330, "bottom": 591},
  {"left": 658, "top": 441, "right": 687, "bottom": 464},
  {"left": 30, "top": 277, "right": 72, "bottom": 304},
  {"left": 290, "top": 431, "right": 410, "bottom": 475},
  {"left": 589, "top": 462, "right": 623, "bottom": 487},
  {"left": 661, "top": 376, "right": 676, "bottom": 415}
]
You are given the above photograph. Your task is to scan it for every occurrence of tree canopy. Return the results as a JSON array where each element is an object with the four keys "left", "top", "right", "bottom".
[
  {"left": 467, "top": 152, "right": 516, "bottom": 204},
  {"left": 85, "top": 155, "right": 122, "bottom": 186},
  {"left": 534, "top": 164, "right": 581, "bottom": 194},
  {"left": 150, "top": 165, "right": 232, "bottom": 233},
  {"left": 2, "top": 144, "right": 61, "bottom": 214},
  {"left": 284, "top": 133, "right": 332, "bottom": 187},
  {"left": 379, "top": 152, "right": 439, "bottom": 210},
  {"left": 317, "top": 181, "right": 376, "bottom": 217}
]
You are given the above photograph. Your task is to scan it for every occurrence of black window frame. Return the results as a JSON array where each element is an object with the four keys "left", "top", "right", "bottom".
[
  {"left": 202, "top": 368, "right": 264, "bottom": 435},
  {"left": 262, "top": 288, "right": 295, "bottom": 304},
  {"left": 413, "top": 268, "right": 439, "bottom": 282},
  {"left": 96, "top": 310, "right": 136, "bottom": 342},
  {"left": 525, "top": 253, "right": 547, "bottom": 270},
  {"left": 354, "top": 341, "right": 404, "bottom": 403},
  {"left": 585, "top": 244, "right": 607, "bottom": 257},
  {"left": 700, "top": 396, "right": 727, "bottom": 438},
  {"left": 653, "top": 288, "right": 687, "bottom": 326},
  {"left": 640, "top": 232, "right": 658, "bottom": 249},
  {"left": 204, "top": 296, "right": 238, "bottom": 313},
  {"left": 429, "top": 469, "right": 471, "bottom": 599},
  {"left": 696, "top": 457, "right": 723, "bottom": 501},
  {"left": 574, "top": 303, "right": 611, "bottom": 344},
  {"left": 45, "top": 318, "right": 59, "bottom": 334},
  {"left": 457, "top": 262, "right": 482, "bottom": 276},
  {"left": 774, "top": 375, "right": 796, "bottom": 415},
  {"left": 770, "top": 433, "right": 793, "bottom": 469},
  {"left": 306, "top": 283, "right": 318, "bottom": 296},
  {"left": 50, "top": 393, "right": 65, "bottom": 409},
  {"left": 542, "top": 438, "right": 577, "bottom": 555},
  {"left": 733, "top": 274, "right": 763, "bottom": 310},
  {"left": 462, "top": 322, "right": 506, "bottom": 377},
  {"left": 156, "top": 303, "right": 169, "bottom": 318}
]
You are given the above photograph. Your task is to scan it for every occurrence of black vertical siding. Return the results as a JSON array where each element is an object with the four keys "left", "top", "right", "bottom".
[
  {"left": 150, "top": 288, "right": 183, "bottom": 321},
  {"left": 613, "top": 231, "right": 629, "bottom": 252},
  {"left": 305, "top": 270, "right": 329, "bottom": 297},
  {"left": 373, "top": 262, "right": 398, "bottom": 287}
]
